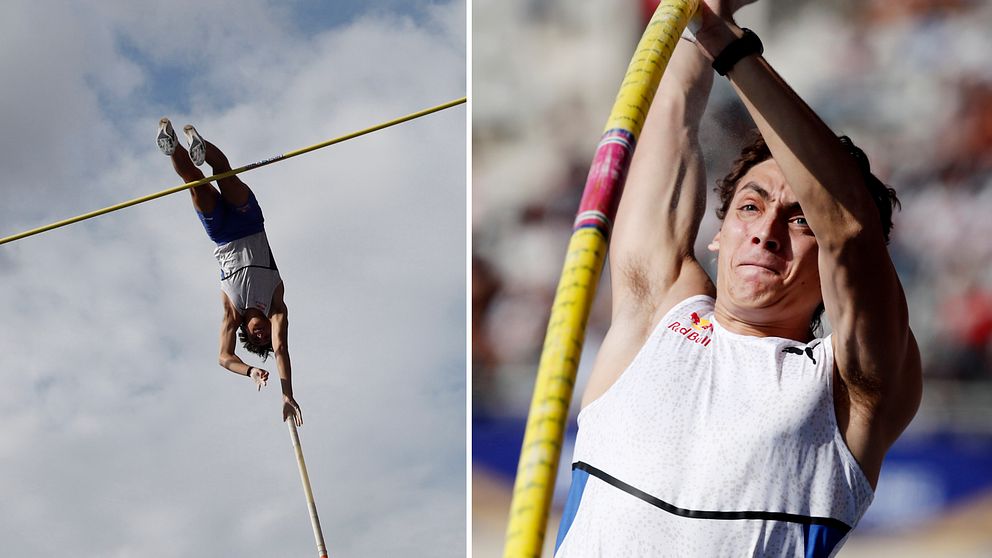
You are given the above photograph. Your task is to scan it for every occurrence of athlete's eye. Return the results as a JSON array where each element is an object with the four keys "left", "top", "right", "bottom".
[{"left": 739, "top": 203, "right": 758, "bottom": 212}]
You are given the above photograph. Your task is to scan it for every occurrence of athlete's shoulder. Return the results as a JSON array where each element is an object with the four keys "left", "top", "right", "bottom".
[
  {"left": 658, "top": 294, "right": 715, "bottom": 327},
  {"left": 656, "top": 295, "right": 717, "bottom": 349}
]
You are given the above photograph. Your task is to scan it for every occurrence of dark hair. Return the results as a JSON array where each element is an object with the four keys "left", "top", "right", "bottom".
[
  {"left": 239, "top": 322, "right": 273, "bottom": 360},
  {"left": 714, "top": 130, "right": 901, "bottom": 336}
]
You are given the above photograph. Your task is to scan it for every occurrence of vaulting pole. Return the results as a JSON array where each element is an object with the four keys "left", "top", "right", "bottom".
[
  {"left": 288, "top": 420, "right": 329, "bottom": 558},
  {"left": 0, "top": 97, "right": 466, "bottom": 246},
  {"left": 501, "top": 2, "right": 698, "bottom": 556}
]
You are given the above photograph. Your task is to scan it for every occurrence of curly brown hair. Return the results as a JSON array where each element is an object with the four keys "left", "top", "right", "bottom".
[{"left": 714, "top": 130, "right": 901, "bottom": 336}]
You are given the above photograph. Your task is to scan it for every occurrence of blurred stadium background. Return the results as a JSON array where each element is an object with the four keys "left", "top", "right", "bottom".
[{"left": 472, "top": 0, "right": 992, "bottom": 556}]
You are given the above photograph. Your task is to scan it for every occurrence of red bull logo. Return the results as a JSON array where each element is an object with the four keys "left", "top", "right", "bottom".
[
  {"left": 689, "top": 312, "right": 714, "bottom": 333},
  {"left": 667, "top": 311, "right": 714, "bottom": 347}
]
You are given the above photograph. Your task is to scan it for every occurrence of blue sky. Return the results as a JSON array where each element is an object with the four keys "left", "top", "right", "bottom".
[{"left": 0, "top": 1, "right": 465, "bottom": 556}]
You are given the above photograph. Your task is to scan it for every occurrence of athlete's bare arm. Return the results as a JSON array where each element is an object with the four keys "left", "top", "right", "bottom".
[
  {"left": 218, "top": 293, "right": 269, "bottom": 389},
  {"left": 581, "top": 39, "right": 717, "bottom": 408},
  {"left": 692, "top": 4, "right": 921, "bottom": 485},
  {"left": 270, "top": 282, "right": 303, "bottom": 426}
]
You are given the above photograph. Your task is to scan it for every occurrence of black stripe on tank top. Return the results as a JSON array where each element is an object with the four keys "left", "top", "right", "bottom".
[
  {"left": 573, "top": 461, "right": 852, "bottom": 532},
  {"left": 220, "top": 264, "right": 277, "bottom": 281}
]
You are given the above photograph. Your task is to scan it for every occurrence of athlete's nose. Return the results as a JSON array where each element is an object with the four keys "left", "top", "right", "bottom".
[
  {"left": 752, "top": 234, "right": 780, "bottom": 252},
  {"left": 751, "top": 214, "right": 785, "bottom": 252}
]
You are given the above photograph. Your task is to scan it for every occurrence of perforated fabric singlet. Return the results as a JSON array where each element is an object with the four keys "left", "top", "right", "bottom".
[{"left": 554, "top": 295, "right": 874, "bottom": 558}]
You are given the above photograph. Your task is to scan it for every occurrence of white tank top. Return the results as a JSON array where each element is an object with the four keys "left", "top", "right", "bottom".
[
  {"left": 214, "top": 231, "right": 281, "bottom": 316},
  {"left": 555, "top": 295, "right": 874, "bottom": 558}
]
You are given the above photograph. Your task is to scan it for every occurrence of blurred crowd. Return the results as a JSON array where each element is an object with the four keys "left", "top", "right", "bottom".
[{"left": 473, "top": 0, "right": 992, "bottom": 423}]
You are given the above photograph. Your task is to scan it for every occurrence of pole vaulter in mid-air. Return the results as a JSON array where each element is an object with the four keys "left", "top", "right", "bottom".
[
  {"left": 157, "top": 118, "right": 304, "bottom": 425},
  {"left": 0, "top": 97, "right": 463, "bottom": 558}
]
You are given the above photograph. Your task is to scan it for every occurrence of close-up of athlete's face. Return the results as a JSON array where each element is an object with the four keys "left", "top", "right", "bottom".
[{"left": 709, "top": 158, "right": 822, "bottom": 324}]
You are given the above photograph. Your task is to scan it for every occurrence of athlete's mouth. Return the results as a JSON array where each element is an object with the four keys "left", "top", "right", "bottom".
[{"left": 738, "top": 262, "right": 781, "bottom": 275}]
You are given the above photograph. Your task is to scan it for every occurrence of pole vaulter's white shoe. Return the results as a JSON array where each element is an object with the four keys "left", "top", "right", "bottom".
[
  {"left": 157, "top": 118, "right": 177, "bottom": 156},
  {"left": 183, "top": 124, "right": 206, "bottom": 167}
]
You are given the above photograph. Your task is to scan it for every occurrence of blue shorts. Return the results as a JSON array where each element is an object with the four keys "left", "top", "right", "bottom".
[{"left": 197, "top": 192, "right": 266, "bottom": 245}]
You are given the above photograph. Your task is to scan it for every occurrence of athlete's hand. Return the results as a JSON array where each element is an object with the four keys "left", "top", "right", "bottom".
[
  {"left": 702, "top": 0, "right": 757, "bottom": 20},
  {"left": 283, "top": 395, "right": 303, "bottom": 427},
  {"left": 249, "top": 367, "right": 269, "bottom": 391},
  {"left": 691, "top": 0, "right": 758, "bottom": 34},
  {"left": 689, "top": 0, "right": 759, "bottom": 58}
]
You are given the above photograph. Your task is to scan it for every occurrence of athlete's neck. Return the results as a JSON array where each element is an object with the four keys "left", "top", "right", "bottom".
[{"left": 713, "top": 298, "right": 814, "bottom": 342}]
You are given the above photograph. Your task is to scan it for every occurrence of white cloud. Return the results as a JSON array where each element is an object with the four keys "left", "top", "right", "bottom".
[{"left": 0, "top": 1, "right": 465, "bottom": 556}]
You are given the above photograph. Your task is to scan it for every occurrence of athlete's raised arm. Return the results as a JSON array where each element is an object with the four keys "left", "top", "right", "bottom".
[
  {"left": 582, "top": 3, "right": 754, "bottom": 407},
  {"left": 691, "top": 2, "right": 921, "bottom": 484}
]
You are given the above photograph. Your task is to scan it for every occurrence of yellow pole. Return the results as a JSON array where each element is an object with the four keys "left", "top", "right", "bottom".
[
  {"left": 0, "top": 97, "right": 466, "bottom": 247},
  {"left": 501, "top": 2, "right": 697, "bottom": 556},
  {"left": 288, "top": 420, "right": 330, "bottom": 558}
]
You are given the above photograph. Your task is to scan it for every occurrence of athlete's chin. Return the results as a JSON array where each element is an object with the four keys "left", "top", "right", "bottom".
[
  {"left": 733, "top": 274, "right": 783, "bottom": 299},
  {"left": 727, "top": 280, "right": 787, "bottom": 311}
]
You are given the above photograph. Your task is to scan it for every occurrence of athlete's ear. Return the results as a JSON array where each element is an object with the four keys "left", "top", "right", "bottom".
[{"left": 708, "top": 229, "right": 721, "bottom": 252}]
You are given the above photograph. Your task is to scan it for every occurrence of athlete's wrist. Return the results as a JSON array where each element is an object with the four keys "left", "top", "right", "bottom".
[{"left": 693, "top": 19, "right": 742, "bottom": 63}]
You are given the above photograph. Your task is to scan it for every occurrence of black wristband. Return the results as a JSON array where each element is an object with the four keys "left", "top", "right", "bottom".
[
  {"left": 246, "top": 366, "right": 254, "bottom": 378},
  {"left": 712, "top": 28, "right": 763, "bottom": 76}
]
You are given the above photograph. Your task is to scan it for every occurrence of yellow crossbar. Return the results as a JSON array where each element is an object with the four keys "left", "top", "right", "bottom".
[{"left": 0, "top": 97, "right": 466, "bottom": 246}]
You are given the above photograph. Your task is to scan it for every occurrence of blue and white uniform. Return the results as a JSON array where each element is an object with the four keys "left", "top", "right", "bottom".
[
  {"left": 194, "top": 190, "right": 281, "bottom": 315},
  {"left": 555, "top": 295, "right": 873, "bottom": 558}
]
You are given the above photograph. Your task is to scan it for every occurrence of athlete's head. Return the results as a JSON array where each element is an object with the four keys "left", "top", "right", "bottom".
[
  {"left": 708, "top": 132, "right": 899, "bottom": 336},
  {"left": 240, "top": 315, "right": 273, "bottom": 360}
]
